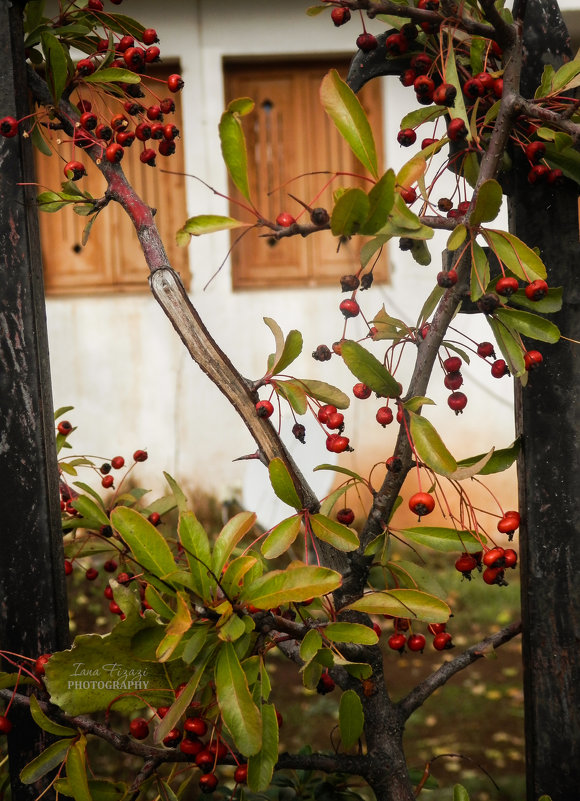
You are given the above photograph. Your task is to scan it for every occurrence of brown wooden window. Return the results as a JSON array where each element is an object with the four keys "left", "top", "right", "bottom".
[
  {"left": 36, "top": 67, "right": 189, "bottom": 295},
  {"left": 224, "top": 58, "right": 387, "bottom": 290}
]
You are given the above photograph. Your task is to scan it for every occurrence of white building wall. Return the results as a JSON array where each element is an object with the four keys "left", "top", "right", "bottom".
[{"left": 45, "top": 0, "right": 531, "bottom": 517}]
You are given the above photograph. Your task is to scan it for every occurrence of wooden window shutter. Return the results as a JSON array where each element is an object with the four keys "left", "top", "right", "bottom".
[
  {"left": 36, "top": 67, "right": 190, "bottom": 295},
  {"left": 224, "top": 59, "right": 387, "bottom": 290}
]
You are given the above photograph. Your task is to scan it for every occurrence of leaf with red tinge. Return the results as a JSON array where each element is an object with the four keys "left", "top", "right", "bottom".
[
  {"left": 241, "top": 564, "right": 341, "bottom": 608},
  {"left": 345, "top": 589, "right": 450, "bottom": 623},
  {"left": 215, "top": 642, "right": 262, "bottom": 756},
  {"left": 212, "top": 511, "right": 257, "bottom": 575},
  {"left": 219, "top": 101, "right": 254, "bottom": 202},
  {"left": 309, "top": 513, "right": 359, "bottom": 551},
  {"left": 320, "top": 70, "right": 378, "bottom": 178},
  {"left": 269, "top": 458, "right": 302, "bottom": 510},
  {"left": 261, "top": 515, "right": 302, "bottom": 559}
]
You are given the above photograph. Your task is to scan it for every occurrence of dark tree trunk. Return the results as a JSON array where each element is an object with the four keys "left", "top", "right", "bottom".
[
  {"left": 0, "top": 2, "right": 70, "bottom": 799},
  {"left": 510, "top": 3, "right": 580, "bottom": 799}
]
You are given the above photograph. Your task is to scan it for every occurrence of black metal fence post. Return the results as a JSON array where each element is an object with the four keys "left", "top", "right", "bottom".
[{"left": 0, "top": 1, "right": 70, "bottom": 798}]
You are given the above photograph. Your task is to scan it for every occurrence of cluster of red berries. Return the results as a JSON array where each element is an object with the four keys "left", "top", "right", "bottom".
[
  {"left": 387, "top": 620, "right": 453, "bottom": 654},
  {"left": 455, "top": 511, "right": 520, "bottom": 585},
  {"left": 0, "top": 4, "right": 184, "bottom": 175}
]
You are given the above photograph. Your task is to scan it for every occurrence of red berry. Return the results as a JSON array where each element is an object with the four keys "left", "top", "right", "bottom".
[
  {"left": 133, "top": 449, "right": 148, "bottom": 462},
  {"left": 447, "top": 118, "right": 467, "bottom": 141},
  {"left": 493, "top": 78, "right": 504, "bottom": 98},
  {"left": 336, "top": 508, "right": 355, "bottom": 525},
  {"left": 400, "top": 69, "right": 416, "bottom": 87},
  {"left": 443, "top": 356, "right": 462, "bottom": 373},
  {"left": 331, "top": 7, "right": 351, "bottom": 26},
  {"left": 145, "top": 46, "right": 160, "bottom": 64},
  {"left": 111, "top": 456, "right": 125, "bottom": 469},
  {"left": 95, "top": 123, "right": 113, "bottom": 141},
  {"left": 147, "top": 105, "right": 162, "bottom": 121},
  {"left": 256, "top": 399, "right": 274, "bottom": 418},
  {"left": 105, "top": 143, "right": 124, "bottom": 163},
  {"left": 525, "top": 279, "right": 549, "bottom": 301},
  {"left": 503, "top": 548, "right": 518, "bottom": 568},
  {"left": 158, "top": 139, "right": 176, "bottom": 157},
  {"left": 142, "top": 28, "right": 159, "bottom": 45},
  {"left": 491, "top": 359, "right": 509, "bottom": 378},
  {"left": 397, "top": 128, "right": 417, "bottom": 147},
  {"left": 463, "top": 78, "right": 485, "bottom": 99},
  {"left": 64, "top": 560, "right": 73, "bottom": 575},
  {"left": 385, "top": 33, "right": 408, "bottom": 56},
  {"left": 444, "top": 371, "right": 463, "bottom": 391},
  {"left": 101, "top": 475, "right": 114, "bottom": 489},
  {"left": 483, "top": 566, "right": 506, "bottom": 586},
  {"left": 353, "top": 383, "right": 371, "bottom": 399},
  {"left": 163, "top": 728, "right": 182, "bottom": 748},
  {"left": 407, "top": 633, "right": 426, "bottom": 652},
  {"left": 163, "top": 123, "right": 179, "bottom": 140},
  {"left": 117, "top": 35, "right": 134, "bottom": 53},
  {"left": 104, "top": 585, "right": 114, "bottom": 600},
  {"left": 339, "top": 299, "right": 360, "bottom": 318},
  {"left": 109, "top": 601, "right": 122, "bottom": 615},
  {"left": 388, "top": 633, "right": 407, "bottom": 653},
  {"left": 525, "top": 141, "right": 546, "bottom": 163},
  {"left": 400, "top": 186, "right": 417, "bottom": 204},
  {"left": 497, "top": 511, "right": 520, "bottom": 534},
  {"left": 408, "top": 491, "right": 435, "bottom": 518},
  {"left": 85, "top": 567, "right": 99, "bottom": 581},
  {"left": 483, "top": 546, "right": 505, "bottom": 567},
  {"left": 76, "top": 58, "right": 95, "bottom": 76},
  {"left": 455, "top": 552, "right": 477, "bottom": 577},
  {"left": 57, "top": 420, "right": 73, "bottom": 436},
  {"left": 234, "top": 764, "right": 248, "bottom": 784},
  {"left": 477, "top": 341, "right": 495, "bottom": 358},
  {"left": 356, "top": 32, "right": 378, "bottom": 52},
  {"left": 34, "top": 654, "right": 51, "bottom": 676},
  {"left": 496, "top": 276, "right": 519, "bottom": 296},
  {"left": 414, "top": 75, "right": 435, "bottom": 97},
  {"left": 528, "top": 164, "right": 550, "bottom": 184},
  {"left": 0, "top": 716, "right": 12, "bottom": 735},
  {"left": 318, "top": 404, "right": 337, "bottom": 424},
  {"left": 0, "top": 116, "right": 19, "bottom": 137},
  {"left": 437, "top": 269, "right": 458, "bottom": 287},
  {"left": 184, "top": 717, "right": 208, "bottom": 737},
  {"left": 167, "top": 74, "right": 184, "bottom": 93},
  {"left": 376, "top": 406, "right": 393, "bottom": 426},
  {"left": 148, "top": 511, "right": 161, "bottom": 526},
  {"left": 410, "top": 54, "right": 432, "bottom": 74},
  {"left": 199, "top": 773, "right": 218, "bottom": 794},
  {"left": 447, "top": 391, "right": 467, "bottom": 414},
  {"left": 179, "top": 737, "right": 202, "bottom": 757},
  {"left": 432, "top": 83, "right": 457, "bottom": 106},
  {"left": 524, "top": 350, "right": 543, "bottom": 370},
  {"left": 116, "top": 131, "right": 135, "bottom": 147},
  {"left": 326, "top": 411, "right": 344, "bottom": 429},
  {"left": 326, "top": 434, "right": 350, "bottom": 453},
  {"left": 117, "top": 572, "right": 131, "bottom": 584},
  {"left": 433, "top": 632, "right": 453, "bottom": 650},
  {"left": 195, "top": 749, "right": 215, "bottom": 773},
  {"left": 111, "top": 114, "right": 128, "bottom": 132},
  {"left": 79, "top": 111, "right": 98, "bottom": 131},
  {"left": 475, "top": 72, "right": 495, "bottom": 91},
  {"left": 129, "top": 718, "right": 149, "bottom": 740},
  {"left": 160, "top": 98, "right": 176, "bottom": 114},
  {"left": 317, "top": 671, "right": 336, "bottom": 694},
  {"left": 428, "top": 622, "right": 447, "bottom": 635}
]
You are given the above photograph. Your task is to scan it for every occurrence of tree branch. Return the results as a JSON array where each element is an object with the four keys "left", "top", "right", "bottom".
[{"left": 397, "top": 619, "right": 522, "bottom": 719}]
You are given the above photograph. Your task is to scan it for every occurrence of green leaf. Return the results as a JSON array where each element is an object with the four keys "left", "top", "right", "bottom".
[
  {"left": 154, "top": 650, "right": 214, "bottom": 742},
  {"left": 543, "top": 142, "right": 580, "bottom": 186},
  {"left": 248, "top": 702, "right": 279, "bottom": 792},
  {"left": 270, "top": 329, "right": 303, "bottom": 376},
  {"left": 66, "top": 737, "right": 91, "bottom": 801},
  {"left": 396, "top": 156, "right": 427, "bottom": 195},
  {"left": 30, "top": 124, "right": 52, "bottom": 157},
  {"left": 361, "top": 170, "right": 396, "bottom": 234},
  {"left": 324, "top": 622, "right": 378, "bottom": 645},
  {"left": 300, "top": 629, "right": 323, "bottom": 662},
  {"left": 220, "top": 555, "right": 258, "bottom": 598},
  {"left": 535, "top": 60, "right": 580, "bottom": 97},
  {"left": 264, "top": 317, "right": 284, "bottom": 373},
  {"left": 409, "top": 412, "right": 457, "bottom": 476},
  {"left": 110, "top": 507, "right": 176, "bottom": 581},
  {"left": 487, "top": 316, "right": 526, "bottom": 377},
  {"left": 84, "top": 67, "right": 140, "bottom": 85},
  {"left": 403, "top": 396, "right": 435, "bottom": 412},
  {"left": 360, "top": 236, "right": 388, "bottom": 268},
  {"left": 156, "top": 592, "right": 192, "bottom": 662},
  {"left": 41, "top": 31, "right": 70, "bottom": 103},
  {"left": 178, "top": 511, "right": 212, "bottom": 601},
  {"left": 494, "top": 308, "right": 560, "bottom": 344},
  {"left": 454, "top": 785, "right": 471, "bottom": 801},
  {"left": 319, "top": 485, "right": 351, "bottom": 517},
  {"left": 341, "top": 340, "right": 401, "bottom": 398},
  {"left": 401, "top": 526, "right": 485, "bottom": 553},
  {"left": 54, "top": 779, "right": 127, "bottom": 801},
  {"left": 212, "top": 511, "right": 257, "bottom": 576},
  {"left": 297, "top": 378, "right": 350, "bottom": 409},
  {"left": 241, "top": 564, "right": 342, "bottom": 608},
  {"left": 339, "top": 690, "right": 364, "bottom": 749},
  {"left": 320, "top": 69, "right": 378, "bottom": 177},
  {"left": 20, "top": 739, "right": 72, "bottom": 784},
  {"left": 275, "top": 379, "right": 308, "bottom": 415},
  {"left": 330, "top": 188, "right": 370, "bottom": 237},
  {"left": 71, "top": 496, "right": 110, "bottom": 529},
  {"left": 164, "top": 471, "right": 188, "bottom": 512},
  {"left": 408, "top": 239, "right": 431, "bottom": 266},
  {"left": 444, "top": 45, "right": 470, "bottom": 136},
  {"left": 179, "top": 215, "right": 248, "bottom": 237},
  {"left": 313, "top": 463, "right": 365, "bottom": 482},
  {"left": 81, "top": 211, "right": 101, "bottom": 247},
  {"left": 219, "top": 104, "right": 253, "bottom": 201},
  {"left": 386, "top": 560, "right": 445, "bottom": 598},
  {"left": 269, "top": 458, "right": 302, "bottom": 510},
  {"left": 309, "top": 513, "right": 358, "bottom": 551},
  {"left": 378, "top": 195, "right": 434, "bottom": 240},
  {"left": 345, "top": 589, "right": 450, "bottom": 623},
  {"left": 215, "top": 642, "right": 262, "bottom": 756},
  {"left": 457, "top": 440, "right": 520, "bottom": 475},
  {"left": 29, "top": 695, "right": 77, "bottom": 737},
  {"left": 400, "top": 105, "right": 446, "bottom": 130},
  {"left": 470, "top": 179, "right": 502, "bottom": 225},
  {"left": 261, "top": 515, "right": 302, "bottom": 559},
  {"left": 416, "top": 287, "right": 444, "bottom": 329},
  {"left": 471, "top": 240, "right": 490, "bottom": 301},
  {"left": 446, "top": 449, "right": 495, "bottom": 480},
  {"left": 447, "top": 224, "right": 467, "bottom": 251},
  {"left": 484, "top": 230, "right": 547, "bottom": 282},
  {"left": 372, "top": 306, "right": 408, "bottom": 342},
  {"left": 105, "top": 14, "right": 146, "bottom": 40},
  {"left": 509, "top": 286, "right": 562, "bottom": 313}
]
